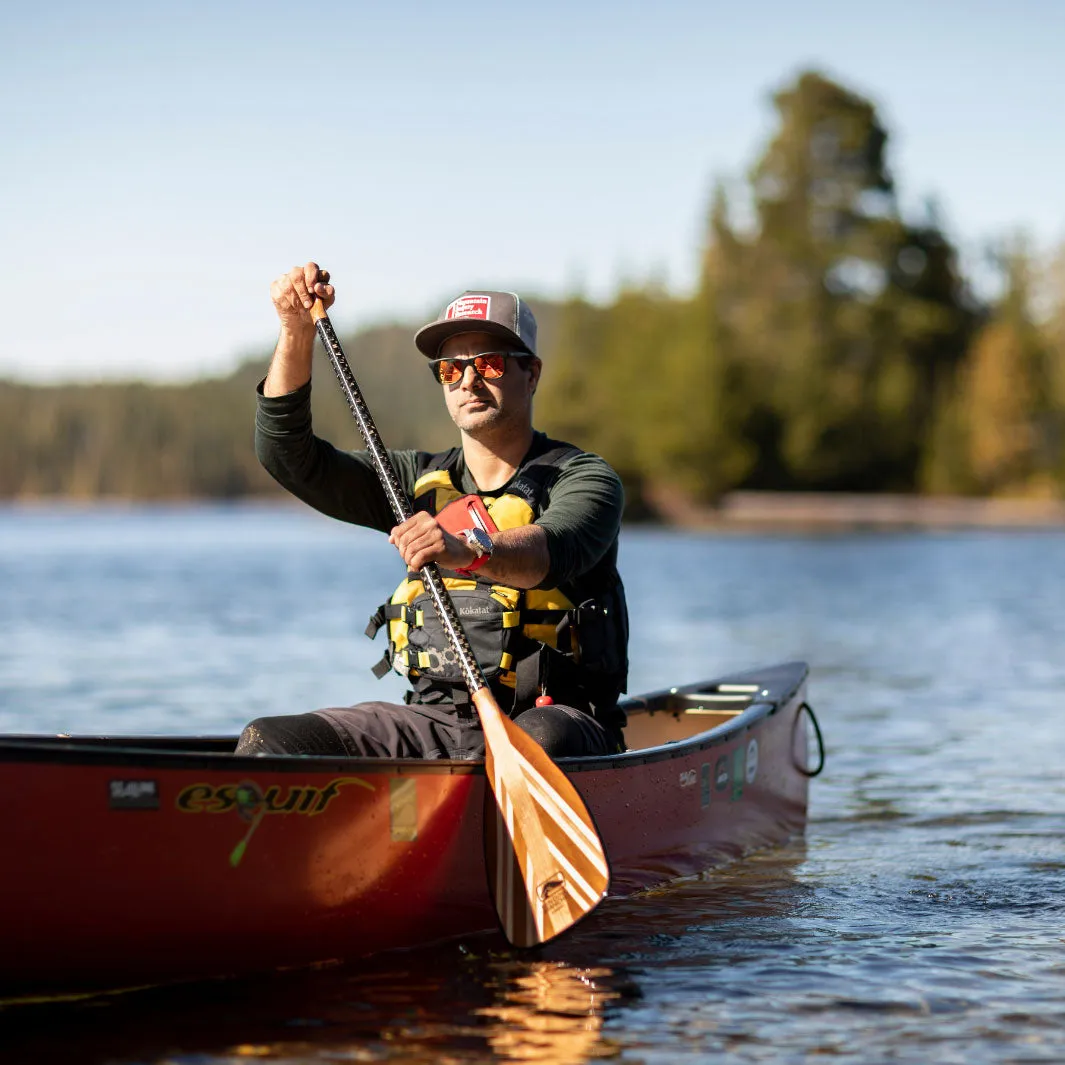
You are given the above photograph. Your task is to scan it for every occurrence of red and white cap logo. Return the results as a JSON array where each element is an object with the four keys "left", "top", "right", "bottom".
[{"left": 444, "top": 295, "right": 491, "bottom": 321}]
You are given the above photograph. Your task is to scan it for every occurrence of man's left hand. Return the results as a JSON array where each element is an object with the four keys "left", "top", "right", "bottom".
[{"left": 389, "top": 512, "right": 477, "bottom": 572}]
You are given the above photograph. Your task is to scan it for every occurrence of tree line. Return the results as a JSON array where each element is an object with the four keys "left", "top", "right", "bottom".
[{"left": 3, "top": 71, "right": 1063, "bottom": 511}]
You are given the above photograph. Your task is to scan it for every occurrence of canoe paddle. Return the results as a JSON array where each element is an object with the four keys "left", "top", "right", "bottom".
[{"left": 310, "top": 300, "right": 609, "bottom": 947}]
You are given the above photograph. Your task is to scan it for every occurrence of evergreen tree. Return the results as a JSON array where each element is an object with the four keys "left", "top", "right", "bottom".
[
  {"left": 940, "top": 245, "right": 1056, "bottom": 496},
  {"left": 537, "top": 294, "right": 607, "bottom": 454},
  {"left": 1045, "top": 244, "right": 1065, "bottom": 490},
  {"left": 690, "top": 182, "right": 758, "bottom": 497},
  {"left": 716, "top": 71, "right": 974, "bottom": 490}
]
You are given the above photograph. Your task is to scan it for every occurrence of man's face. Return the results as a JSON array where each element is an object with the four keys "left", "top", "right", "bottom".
[{"left": 436, "top": 331, "right": 541, "bottom": 436}]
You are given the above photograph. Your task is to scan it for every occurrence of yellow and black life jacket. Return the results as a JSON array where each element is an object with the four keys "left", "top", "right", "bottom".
[{"left": 365, "top": 442, "right": 628, "bottom": 722}]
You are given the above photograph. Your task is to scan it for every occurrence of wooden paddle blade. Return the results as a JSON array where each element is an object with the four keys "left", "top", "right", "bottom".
[{"left": 483, "top": 714, "right": 610, "bottom": 947}]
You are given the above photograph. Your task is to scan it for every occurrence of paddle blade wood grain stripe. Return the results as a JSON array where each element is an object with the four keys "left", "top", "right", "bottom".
[{"left": 484, "top": 715, "right": 609, "bottom": 947}]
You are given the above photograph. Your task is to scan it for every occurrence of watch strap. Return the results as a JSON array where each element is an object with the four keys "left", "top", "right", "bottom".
[{"left": 456, "top": 527, "right": 492, "bottom": 576}]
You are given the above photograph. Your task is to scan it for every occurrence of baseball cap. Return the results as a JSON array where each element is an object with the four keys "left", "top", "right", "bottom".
[{"left": 414, "top": 291, "right": 537, "bottom": 357}]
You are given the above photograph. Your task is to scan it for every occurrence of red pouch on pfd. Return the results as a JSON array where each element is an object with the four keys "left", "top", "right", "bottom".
[{"left": 435, "top": 494, "right": 499, "bottom": 538}]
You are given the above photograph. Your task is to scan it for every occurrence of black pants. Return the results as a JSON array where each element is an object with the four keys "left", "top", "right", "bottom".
[{"left": 235, "top": 700, "right": 621, "bottom": 760}]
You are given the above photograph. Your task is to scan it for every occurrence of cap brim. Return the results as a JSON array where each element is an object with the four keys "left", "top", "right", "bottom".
[{"left": 414, "top": 318, "right": 534, "bottom": 358}]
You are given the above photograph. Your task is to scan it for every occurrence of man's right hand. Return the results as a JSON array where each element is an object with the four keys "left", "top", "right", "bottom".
[
  {"left": 270, "top": 262, "right": 335, "bottom": 335},
  {"left": 263, "top": 262, "right": 335, "bottom": 397}
]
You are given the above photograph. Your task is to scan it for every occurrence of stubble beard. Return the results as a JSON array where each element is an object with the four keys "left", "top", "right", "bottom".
[
  {"left": 453, "top": 403, "right": 509, "bottom": 437},
  {"left": 451, "top": 392, "right": 531, "bottom": 443}
]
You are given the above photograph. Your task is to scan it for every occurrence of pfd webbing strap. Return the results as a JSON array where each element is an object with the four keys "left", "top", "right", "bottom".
[{"left": 366, "top": 603, "right": 408, "bottom": 639}]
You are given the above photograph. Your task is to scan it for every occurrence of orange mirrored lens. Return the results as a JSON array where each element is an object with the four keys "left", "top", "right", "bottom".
[
  {"left": 474, "top": 353, "right": 506, "bottom": 379},
  {"left": 436, "top": 360, "right": 463, "bottom": 384}
]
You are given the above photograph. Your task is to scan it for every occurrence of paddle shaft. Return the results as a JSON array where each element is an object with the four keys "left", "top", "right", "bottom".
[{"left": 310, "top": 305, "right": 484, "bottom": 696}]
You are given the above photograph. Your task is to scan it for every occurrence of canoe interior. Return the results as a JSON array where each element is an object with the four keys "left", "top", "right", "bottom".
[{"left": 622, "top": 685, "right": 765, "bottom": 750}]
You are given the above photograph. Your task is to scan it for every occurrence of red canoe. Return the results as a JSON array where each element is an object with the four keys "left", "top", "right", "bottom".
[{"left": 0, "top": 661, "right": 819, "bottom": 996}]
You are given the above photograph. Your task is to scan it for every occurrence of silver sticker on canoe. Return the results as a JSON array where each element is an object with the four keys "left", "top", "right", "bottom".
[
  {"left": 109, "top": 779, "right": 159, "bottom": 810},
  {"left": 715, "top": 755, "right": 730, "bottom": 791},
  {"left": 389, "top": 778, "right": 418, "bottom": 841}
]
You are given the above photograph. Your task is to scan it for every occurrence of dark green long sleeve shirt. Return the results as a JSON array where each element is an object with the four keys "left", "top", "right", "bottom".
[{"left": 254, "top": 381, "right": 624, "bottom": 588}]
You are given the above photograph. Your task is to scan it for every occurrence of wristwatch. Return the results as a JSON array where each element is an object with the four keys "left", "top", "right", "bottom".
[{"left": 457, "top": 527, "right": 493, "bottom": 575}]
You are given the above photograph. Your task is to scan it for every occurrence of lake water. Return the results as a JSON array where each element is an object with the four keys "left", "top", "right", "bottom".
[{"left": 2, "top": 505, "right": 1065, "bottom": 1064}]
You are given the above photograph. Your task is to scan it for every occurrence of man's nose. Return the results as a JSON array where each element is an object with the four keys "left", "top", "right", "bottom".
[{"left": 460, "top": 364, "right": 482, "bottom": 388}]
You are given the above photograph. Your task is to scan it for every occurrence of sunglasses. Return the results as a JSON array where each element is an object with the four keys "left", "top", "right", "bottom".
[{"left": 428, "top": 352, "right": 529, "bottom": 385}]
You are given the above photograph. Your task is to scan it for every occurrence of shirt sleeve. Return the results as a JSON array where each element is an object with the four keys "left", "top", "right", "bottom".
[
  {"left": 254, "top": 379, "right": 421, "bottom": 534},
  {"left": 535, "top": 451, "right": 625, "bottom": 586}
]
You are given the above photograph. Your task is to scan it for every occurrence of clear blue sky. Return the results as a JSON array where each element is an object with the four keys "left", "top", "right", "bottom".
[{"left": 1, "top": 0, "right": 1062, "bottom": 381}]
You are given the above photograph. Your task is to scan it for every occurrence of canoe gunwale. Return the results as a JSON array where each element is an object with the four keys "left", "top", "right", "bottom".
[{"left": 0, "top": 661, "right": 808, "bottom": 776}]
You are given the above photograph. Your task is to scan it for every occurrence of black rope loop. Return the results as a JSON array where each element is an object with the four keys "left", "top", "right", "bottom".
[{"left": 796, "top": 701, "right": 825, "bottom": 778}]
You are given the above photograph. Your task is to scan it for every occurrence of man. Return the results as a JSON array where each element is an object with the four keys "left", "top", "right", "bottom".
[{"left": 236, "top": 262, "right": 628, "bottom": 760}]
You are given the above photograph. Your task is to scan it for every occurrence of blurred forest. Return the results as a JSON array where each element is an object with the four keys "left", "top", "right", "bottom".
[{"left": 3, "top": 72, "right": 1063, "bottom": 512}]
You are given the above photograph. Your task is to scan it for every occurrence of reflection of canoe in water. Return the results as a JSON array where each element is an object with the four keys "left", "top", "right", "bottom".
[{"left": 0, "top": 661, "right": 819, "bottom": 996}]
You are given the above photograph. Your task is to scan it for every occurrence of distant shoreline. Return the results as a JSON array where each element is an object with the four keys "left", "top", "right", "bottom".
[
  {"left": 650, "top": 490, "right": 1065, "bottom": 531},
  {"left": 3, "top": 491, "right": 1064, "bottom": 532}
]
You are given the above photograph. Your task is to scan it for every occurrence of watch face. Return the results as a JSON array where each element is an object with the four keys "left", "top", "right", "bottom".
[{"left": 466, "top": 528, "right": 492, "bottom": 556}]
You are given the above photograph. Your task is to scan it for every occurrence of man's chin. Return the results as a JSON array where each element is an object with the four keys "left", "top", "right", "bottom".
[{"left": 453, "top": 407, "right": 502, "bottom": 431}]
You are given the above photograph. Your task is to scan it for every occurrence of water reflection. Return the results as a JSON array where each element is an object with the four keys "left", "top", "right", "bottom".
[{"left": 476, "top": 961, "right": 620, "bottom": 1063}]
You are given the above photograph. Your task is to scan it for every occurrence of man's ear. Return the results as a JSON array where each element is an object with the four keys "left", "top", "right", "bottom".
[{"left": 527, "top": 357, "right": 543, "bottom": 394}]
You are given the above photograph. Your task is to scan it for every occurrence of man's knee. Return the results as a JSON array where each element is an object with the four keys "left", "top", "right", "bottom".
[
  {"left": 234, "top": 713, "right": 346, "bottom": 756},
  {"left": 513, "top": 703, "right": 614, "bottom": 758}
]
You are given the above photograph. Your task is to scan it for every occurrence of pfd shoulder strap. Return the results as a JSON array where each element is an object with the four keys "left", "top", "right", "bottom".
[
  {"left": 418, "top": 447, "right": 462, "bottom": 477},
  {"left": 411, "top": 449, "right": 464, "bottom": 514}
]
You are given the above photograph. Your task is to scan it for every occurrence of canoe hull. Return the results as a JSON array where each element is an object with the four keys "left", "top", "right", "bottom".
[{"left": 0, "top": 662, "right": 813, "bottom": 994}]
